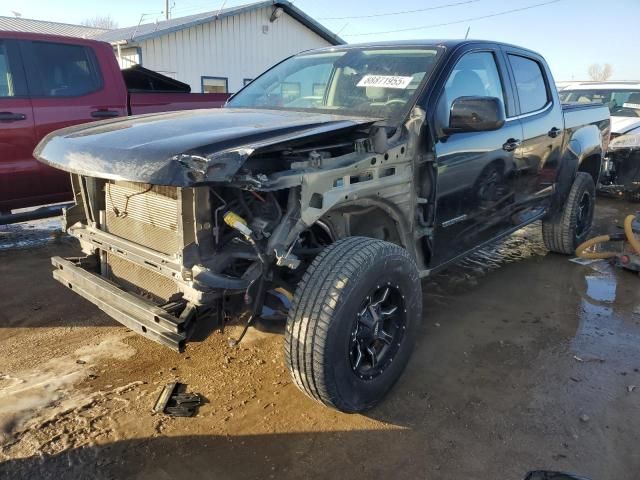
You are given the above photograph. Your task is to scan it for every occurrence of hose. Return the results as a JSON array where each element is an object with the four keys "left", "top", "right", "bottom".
[
  {"left": 575, "top": 214, "right": 640, "bottom": 259},
  {"left": 575, "top": 235, "right": 618, "bottom": 259},
  {"left": 624, "top": 214, "right": 640, "bottom": 255}
]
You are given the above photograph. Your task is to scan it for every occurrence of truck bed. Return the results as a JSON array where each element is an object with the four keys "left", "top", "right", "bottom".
[
  {"left": 562, "top": 102, "right": 610, "bottom": 131},
  {"left": 123, "top": 65, "right": 229, "bottom": 114}
]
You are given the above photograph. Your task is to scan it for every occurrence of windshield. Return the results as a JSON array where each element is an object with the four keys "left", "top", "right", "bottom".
[
  {"left": 227, "top": 47, "right": 441, "bottom": 122},
  {"left": 559, "top": 89, "right": 640, "bottom": 118}
]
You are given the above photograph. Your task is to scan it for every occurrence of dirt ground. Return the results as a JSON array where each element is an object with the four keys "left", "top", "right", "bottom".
[{"left": 1, "top": 198, "right": 639, "bottom": 480}]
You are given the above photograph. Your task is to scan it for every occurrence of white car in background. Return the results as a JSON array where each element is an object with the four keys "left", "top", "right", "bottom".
[
  {"left": 560, "top": 82, "right": 640, "bottom": 199},
  {"left": 559, "top": 81, "right": 640, "bottom": 136}
]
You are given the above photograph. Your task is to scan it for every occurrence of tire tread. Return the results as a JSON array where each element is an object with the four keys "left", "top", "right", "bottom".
[
  {"left": 284, "top": 237, "right": 417, "bottom": 410},
  {"left": 542, "top": 172, "right": 595, "bottom": 254}
]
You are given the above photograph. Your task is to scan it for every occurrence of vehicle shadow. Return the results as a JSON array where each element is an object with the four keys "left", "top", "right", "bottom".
[{"left": 0, "top": 430, "right": 570, "bottom": 480}]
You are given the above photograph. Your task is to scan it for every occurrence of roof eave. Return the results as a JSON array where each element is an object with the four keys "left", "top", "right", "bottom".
[
  {"left": 277, "top": 1, "right": 345, "bottom": 45},
  {"left": 102, "top": 0, "right": 344, "bottom": 45}
]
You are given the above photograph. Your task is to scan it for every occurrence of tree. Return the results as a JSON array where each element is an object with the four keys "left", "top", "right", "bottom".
[
  {"left": 81, "top": 15, "right": 118, "bottom": 29},
  {"left": 587, "top": 63, "right": 613, "bottom": 81}
]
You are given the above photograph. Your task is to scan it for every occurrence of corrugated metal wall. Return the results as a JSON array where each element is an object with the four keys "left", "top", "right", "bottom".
[
  {"left": 117, "top": 47, "right": 141, "bottom": 69},
  {"left": 138, "top": 6, "right": 332, "bottom": 93}
]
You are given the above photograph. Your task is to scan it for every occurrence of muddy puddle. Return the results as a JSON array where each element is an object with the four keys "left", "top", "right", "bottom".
[{"left": 426, "top": 222, "right": 547, "bottom": 297}]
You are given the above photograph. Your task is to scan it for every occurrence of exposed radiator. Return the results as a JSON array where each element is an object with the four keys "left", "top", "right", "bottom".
[
  {"left": 104, "top": 181, "right": 180, "bottom": 255},
  {"left": 107, "top": 253, "right": 180, "bottom": 303},
  {"left": 103, "top": 181, "right": 182, "bottom": 303}
]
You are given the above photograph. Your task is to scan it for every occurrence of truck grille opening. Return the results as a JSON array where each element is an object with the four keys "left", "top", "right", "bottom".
[{"left": 104, "top": 181, "right": 180, "bottom": 255}]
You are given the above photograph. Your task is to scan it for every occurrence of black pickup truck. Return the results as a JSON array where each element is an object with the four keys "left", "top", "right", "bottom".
[{"left": 35, "top": 40, "right": 610, "bottom": 412}]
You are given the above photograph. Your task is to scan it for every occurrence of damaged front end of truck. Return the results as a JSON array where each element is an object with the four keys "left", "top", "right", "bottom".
[
  {"left": 34, "top": 106, "right": 424, "bottom": 351},
  {"left": 600, "top": 130, "right": 640, "bottom": 201}
]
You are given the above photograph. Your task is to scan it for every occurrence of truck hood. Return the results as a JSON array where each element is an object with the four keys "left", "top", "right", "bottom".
[
  {"left": 34, "top": 108, "right": 377, "bottom": 186},
  {"left": 611, "top": 115, "right": 640, "bottom": 135}
]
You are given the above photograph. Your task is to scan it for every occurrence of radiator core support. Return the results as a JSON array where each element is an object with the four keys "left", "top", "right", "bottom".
[{"left": 58, "top": 177, "right": 228, "bottom": 350}]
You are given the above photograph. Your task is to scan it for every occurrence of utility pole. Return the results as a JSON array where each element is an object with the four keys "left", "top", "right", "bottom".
[{"left": 165, "top": 0, "right": 169, "bottom": 20}]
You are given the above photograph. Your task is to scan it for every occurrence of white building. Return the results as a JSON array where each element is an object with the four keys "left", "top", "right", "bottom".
[{"left": 94, "top": 1, "right": 344, "bottom": 94}]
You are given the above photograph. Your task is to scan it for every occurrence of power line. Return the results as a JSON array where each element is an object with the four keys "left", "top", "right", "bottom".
[
  {"left": 343, "top": 0, "right": 562, "bottom": 37},
  {"left": 170, "top": 0, "right": 237, "bottom": 16},
  {"left": 318, "top": 0, "right": 480, "bottom": 20}
]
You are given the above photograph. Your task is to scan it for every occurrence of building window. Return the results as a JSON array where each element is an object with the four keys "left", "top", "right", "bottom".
[
  {"left": 201, "top": 76, "right": 228, "bottom": 94},
  {"left": 243, "top": 78, "right": 253, "bottom": 86}
]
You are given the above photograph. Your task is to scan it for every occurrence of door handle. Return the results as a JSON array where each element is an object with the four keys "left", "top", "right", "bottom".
[
  {"left": 91, "top": 109, "right": 120, "bottom": 119},
  {"left": 0, "top": 111, "right": 27, "bottom": 122},
  {"left": 502, "top": 138, "right": 521, "bottom": 152},
  {"left": 548, "top": 127, "right": 562, "bottom": 138}
]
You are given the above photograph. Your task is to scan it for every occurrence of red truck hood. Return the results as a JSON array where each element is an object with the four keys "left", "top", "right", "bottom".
[{"left": 33, "top": 108, "right": 376, "bottom": 186}]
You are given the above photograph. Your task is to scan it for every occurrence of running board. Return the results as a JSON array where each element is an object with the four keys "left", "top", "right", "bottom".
[{"left": 51, "top": 256, "right": 191, "bottom": 352}]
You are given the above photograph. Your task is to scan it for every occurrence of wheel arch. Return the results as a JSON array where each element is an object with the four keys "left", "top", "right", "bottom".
[
  {"left": 316, "top": 197, "right": 417, "bottom": 259},
  {"left": 570, "top": 123, "right": 604, "bottom": 185},
  {"left": 578, "top": 152, "right": 603, "bottom": 187},
  {"left": 553, "top": 126, "right": 603, "bottom": 212}
]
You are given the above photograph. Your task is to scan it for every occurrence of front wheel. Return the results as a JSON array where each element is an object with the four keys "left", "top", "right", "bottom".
[
  {"left": 284, "top": 237, "right": 422, "bottom": 412},
  {"left": 542, "top": 172, "right": 596, "bottom": 254}
]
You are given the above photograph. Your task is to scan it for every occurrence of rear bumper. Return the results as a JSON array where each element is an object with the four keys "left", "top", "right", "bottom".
[{"left": 52, "top": 256, "right": 190, "bottom": 351}]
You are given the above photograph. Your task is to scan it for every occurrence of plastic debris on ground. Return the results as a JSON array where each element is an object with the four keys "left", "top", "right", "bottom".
[{"left": 153, "top": 382, "right": 203, "bottom": 417}]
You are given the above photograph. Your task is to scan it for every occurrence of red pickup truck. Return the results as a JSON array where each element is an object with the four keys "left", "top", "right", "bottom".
[{"left": 0, "top": 31, "right": 228, "bottom": 214}]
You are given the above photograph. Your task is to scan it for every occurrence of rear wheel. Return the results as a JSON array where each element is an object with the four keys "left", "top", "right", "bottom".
[
  {"left": 542, "top": 172, "right": 595, "bottom": 254},
  {"left": 284, "top": 237, "right": 422, "bottom": 412}
]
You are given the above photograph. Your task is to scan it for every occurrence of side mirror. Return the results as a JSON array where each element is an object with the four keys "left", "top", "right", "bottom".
[{"left": 445, "top": 96, "right": 505, "bottom": 134}]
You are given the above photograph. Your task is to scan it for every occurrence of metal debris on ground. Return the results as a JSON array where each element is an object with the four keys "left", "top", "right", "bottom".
[
  {"left": 524, "top": 471, "right": 592, "bottom": 480},
  {"left": 628, "top": 385, "right": 638, "bottom": 393},
  {"left": 153, "top": 382, "right": 203, "bottom": 417},
  {"left": 573, "top": 355, "right": 605, "bottom": 363},
  {"left": 568, "top": 257, "right": 605, "bottom": 266}
]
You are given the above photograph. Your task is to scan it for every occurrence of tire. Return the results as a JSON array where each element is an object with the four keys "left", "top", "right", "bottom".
[
  {"left": 284, "top": 237, "right": 422, "bottom": 412},
  {"left": 542, "top": 172, "right": 596, "bottom": 254}
]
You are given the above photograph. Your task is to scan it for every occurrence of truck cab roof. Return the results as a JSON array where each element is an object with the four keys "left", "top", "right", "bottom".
[{"left": 310, "top": 39, "right": 543, "bottom": 56}]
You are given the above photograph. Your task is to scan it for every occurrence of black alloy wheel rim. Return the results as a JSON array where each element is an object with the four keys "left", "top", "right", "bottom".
[
  {"left": 576, "top": 191, "right": 592, "bottom": 237},
  {"left": 349, "top": 284, "right": 407, "bottom": 380}
]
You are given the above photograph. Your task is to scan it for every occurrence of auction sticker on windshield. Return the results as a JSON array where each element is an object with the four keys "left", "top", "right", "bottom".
[{"left": 357, "top": 75, "right": 413, "bottom": 89}]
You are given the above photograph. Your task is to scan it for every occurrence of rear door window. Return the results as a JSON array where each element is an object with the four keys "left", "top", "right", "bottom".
[
  {"left": 508, "top": 54, "right": 549, "bottom": 114},
  {"left": 0, "top": 40, "right": 26, "bottom": 97},
  {"left": 24, "top": 41, "right": 102, "bottom": 97}
]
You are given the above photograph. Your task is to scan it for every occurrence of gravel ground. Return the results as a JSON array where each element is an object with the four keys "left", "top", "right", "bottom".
[{"left": 0, "top": 198, "right": 639, "bottom": 479}]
